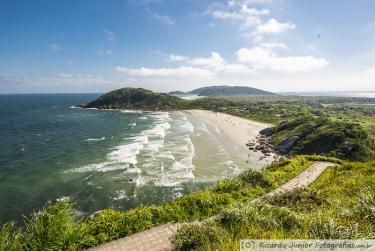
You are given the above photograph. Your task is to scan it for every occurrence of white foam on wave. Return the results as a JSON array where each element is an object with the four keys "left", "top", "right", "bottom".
[
  {"left": 67, "top": 112, "right": 171, "bottom": 177},
  {"left": 154, "top": 114, "right": 196, "bottom": 187},
  {"left": 120, "top": 109, "right": 143, "bottom": 114},
  {"left": 85, "top": 137, "right": 106, "bottom": 142}
]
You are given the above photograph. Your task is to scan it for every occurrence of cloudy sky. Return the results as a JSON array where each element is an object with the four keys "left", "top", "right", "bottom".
[{"left": 1, "top": 0, "right": 375, "bottom": 93}]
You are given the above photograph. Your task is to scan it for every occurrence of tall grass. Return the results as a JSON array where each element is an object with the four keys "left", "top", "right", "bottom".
[{"left": 0, "top": 222, "right": 22, "bottom": 251}]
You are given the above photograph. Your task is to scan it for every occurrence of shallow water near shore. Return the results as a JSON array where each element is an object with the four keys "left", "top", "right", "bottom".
[{"left": 0, "top": 94, "right": 261, "bottom": 224}]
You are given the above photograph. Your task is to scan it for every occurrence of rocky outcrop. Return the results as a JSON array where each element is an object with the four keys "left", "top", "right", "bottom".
[{"left": 275, "top": 136, "right": 299, "bottom": 155}]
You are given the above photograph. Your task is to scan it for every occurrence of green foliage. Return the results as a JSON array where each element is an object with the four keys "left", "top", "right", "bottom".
[
  {"left": 308, "top": 218, "right": 361, "bottom": 239},
  {"left": 23, "top": 200, "right": 89, "bottom": 250},
  {"left": 353, "top": 194, "right": 375, "bottom": 226},
  {"left": 270, "top": 116, "right": 375, "bottom": 161},
  {"left": 264, "top": 155, "right": 312, "bottom": 187},
  {"left": 0, "top": 222, "right": 22, "bottom": 251},
  {"left": 239, "top": 169, "right": 273, "bottom": 188},
  {"left": 264, "top": 188, "right": 328, "bottom": 212},
  {"left": 189, "top": 85, "right": 274, "bottom": 96},
  {"left": 82, "top": 87, "right": 188, "bottom": 110},
  {"left": 171, "top": 159, "right": 375, "bottom": 250},
  {"left": 219, "top": 203, "right": 301, "bottom": 231},
  {"left": 170, "top": 222, "right": 228, "bottom": 250}
]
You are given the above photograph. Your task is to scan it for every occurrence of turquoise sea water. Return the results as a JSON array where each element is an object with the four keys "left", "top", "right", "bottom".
[{"left": 0, "top": 94, "right": 255, "bottom": 225}]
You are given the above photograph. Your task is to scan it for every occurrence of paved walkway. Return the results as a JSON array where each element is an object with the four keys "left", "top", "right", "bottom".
[
  {"left": 88, "top": 223, "right": 180, "bottom": 251},
  {"left": 259, "top": 161, "right": 336, "bottom": 200},
  {"left": 87, "top": 161, "right": 336, "bottom": 251}
]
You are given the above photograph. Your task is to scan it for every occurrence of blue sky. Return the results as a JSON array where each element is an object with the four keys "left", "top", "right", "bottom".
[{"left": 0, "top": 0, "right": 375, "bottom": 93}]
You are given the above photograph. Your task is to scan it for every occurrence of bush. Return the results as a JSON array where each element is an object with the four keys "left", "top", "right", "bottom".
[
  {"left": 170, "top": 222, "right": 228, "bottom": 250},
  {"left": 0, "top": 222, "right": 22, "bottom": 251},
  {"left": 264, "top": 188, "right": 328, "bottom": 211},
  {"left": 218, "top": 203, "right": 301, "bottom": 231},
  {"left": 212, "top": 179, "right": 243, "bottom": 193},
  {"left": 239, "top": 169, "right": 273, "bottom": 188},
  {"left": 23, "top": 200, "right": 89, "bottom": 250},
  {"left": 87, "top": 207, "right": 154, "bottom": 244},
  {"left": 170, "top": 191, "right": 234, "bottom": 220}
]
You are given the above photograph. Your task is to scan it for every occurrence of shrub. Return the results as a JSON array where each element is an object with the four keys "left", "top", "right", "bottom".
[
  {"left": 264, "top": 188, "right": 328, "bottom": 211},
  {"left": 0, "top": 222, "right": 22, "bottom": 251},
  {"left": 305, "top": 155, "right": 343, "bottom": 164},
  {"left": 87, "top": 207, "right": 154, "bottom": 244},
  {"left": 170, "top": 191, "right": 234, "bottom": 220},
  {"left": 258, "top": 204, "right": 301, "bottom": 231},
  {"left": 170, "top": 222, "right": 228, "bottom": 250},
  {"left": 239, "top": 169, "right": 273, "bottom": 188},
  {"left": 23, "top": 200, "right": 89, "bottom": 250},
  {"left": 212, "top": 179, "right": 243, "bottom": 193},
  {"left": 218, "top": 203, "right": 301, "bottom": 231}
]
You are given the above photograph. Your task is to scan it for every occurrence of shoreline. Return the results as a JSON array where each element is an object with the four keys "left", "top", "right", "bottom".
[{"left": 183, "top": 109, "right": 280, "bottom": 165}]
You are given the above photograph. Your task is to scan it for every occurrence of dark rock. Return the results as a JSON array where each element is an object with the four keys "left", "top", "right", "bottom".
[
  {"left": 276, "top": 136, "right": 299, "bottom": 155},
  {"left": 260, "top": 127, "right": 273, "bottom": 136}
]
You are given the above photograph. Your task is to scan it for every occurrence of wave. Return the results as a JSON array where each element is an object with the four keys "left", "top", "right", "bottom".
[
  {"left": 84, "top": 137, "right": 106, "bottom": 142},
  {"left": 67, "top": 112, "right": 171, "bottom": 176}
]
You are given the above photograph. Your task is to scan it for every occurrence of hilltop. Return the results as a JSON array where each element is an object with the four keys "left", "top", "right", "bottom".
[
  {"left": 170, "top": 85, "right": 274, "bottom": 97},
  {"left": 78, "top": 87, "right": 187, "bottom": 110},
  {"left": 264, "top": 116, "right": 375, "bottom": 161}
]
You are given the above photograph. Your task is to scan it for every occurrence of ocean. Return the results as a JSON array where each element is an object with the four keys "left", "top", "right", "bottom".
[{"left": 0, "top": 94, "right": 254, "bottom": 224}]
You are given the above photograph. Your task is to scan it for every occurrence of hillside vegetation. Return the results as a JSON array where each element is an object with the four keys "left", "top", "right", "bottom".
[
  {"left": 189, "top": 85, "right": 274, "bottom": 96},
  {"left": 171, "top": 159, "right": 375, "bottom": 250},
  {"left": 79, "top": 88, "right": 187, "bottom": 110},
  {"left": 268, "top": 116, "right": 375, "bottom": 161}
]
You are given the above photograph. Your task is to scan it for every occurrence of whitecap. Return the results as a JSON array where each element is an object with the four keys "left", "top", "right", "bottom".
[{"left": 84, "top": 137, "right": 106, "bottom": 142}]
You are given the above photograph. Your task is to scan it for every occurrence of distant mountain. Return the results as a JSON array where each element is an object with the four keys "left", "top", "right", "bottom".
[
  {"left": 78, "top": 88, "right": 187, "bottom": 110},
  {"left": 168, "top": 91, "right": 189, "bottom": 96},
  {"left": 189, "top": 85, "right": 274, "bottom": 96}
]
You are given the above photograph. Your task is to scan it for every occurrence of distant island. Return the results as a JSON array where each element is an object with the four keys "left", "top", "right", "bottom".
[
  {"left": 78, "top": 87, "right": 187, "bottom": 110},
  {"left": 169, "top": 85, "right": 274, "bottom": 97}
]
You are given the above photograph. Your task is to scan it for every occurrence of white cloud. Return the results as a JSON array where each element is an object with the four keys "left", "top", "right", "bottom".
[
  {"left": 207, "top": 0, "right": 296, "bottom": 43},
  {"left": 50, "top": 43, "right": 61, "bottom": 51},
  {"left": 260, "top": 42, "right": 287, "bottom": 49},
  {"left": 236, "top": 47, "right": 329, "bottom": 72},
  {"left": 207, "top": 0, "right": 270, "bottom": 29},
  {"left": 153, "top": 14, "right": 174, "bottom": 25},
  {"left": 254, "top": 18, "right": 295, "bottom": 34},
  {"left": 167, "top": 54, "right": 190, "bottom": 62},
  {"left": 116, "top": 66, "right": 214, "bottom": 78},
  {"left": 103, "top": 30, "right": 115, "bottom": 41},
  {"left": 97, "top": 49, "right": 114, "bottom": 55},
  {"left": 187, "top": 52, "right": 253, "bottom": 74}
]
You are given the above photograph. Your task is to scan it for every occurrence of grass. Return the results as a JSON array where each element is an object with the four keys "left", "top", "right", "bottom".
[
  {"left": 170, "top": 160, "right": 375, "bottom": 250},
  {"left": 0, "top": 155, "right": 326, "bottom": 250}
]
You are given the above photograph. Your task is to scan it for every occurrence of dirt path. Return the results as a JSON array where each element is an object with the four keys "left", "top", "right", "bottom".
[{"left": 87, "top": 161, "right": 336, "bottom": 251}]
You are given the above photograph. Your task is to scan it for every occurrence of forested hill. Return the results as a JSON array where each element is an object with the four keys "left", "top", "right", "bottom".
[
  {"left": 78, "top": 88, "right": 187, "bottom": 110},
  {"left": 190, "top": 85, "right": 274, "bottom": 96}
]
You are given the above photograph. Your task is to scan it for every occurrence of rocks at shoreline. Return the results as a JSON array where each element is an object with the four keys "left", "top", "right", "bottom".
[{"left": 246, "top": 133, "right": 283, "bottom": 162}]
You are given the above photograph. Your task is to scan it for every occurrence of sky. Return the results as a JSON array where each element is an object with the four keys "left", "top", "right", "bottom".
[{"left": 0, "top": 0, "right": 375, "bottom": 93}]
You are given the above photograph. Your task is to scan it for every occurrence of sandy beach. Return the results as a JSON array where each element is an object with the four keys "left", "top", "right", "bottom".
[{"left": 184, "top": 109, "right": 278, "bottom": 165}]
